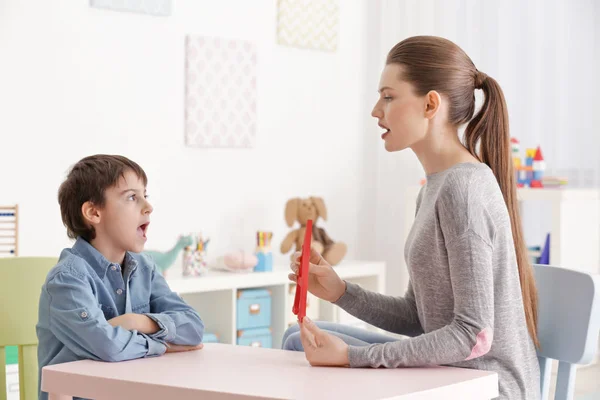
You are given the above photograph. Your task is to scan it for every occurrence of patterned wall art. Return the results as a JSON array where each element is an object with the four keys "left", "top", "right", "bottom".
[
  {"left": 276, "top": 0, "right": 339, "bottom": 52},
  {"left": 90, "top": 0, "right": 173, "bottom": 17},
  {"left": 184, "top": 36, "right": 257, "bottom": 148}
]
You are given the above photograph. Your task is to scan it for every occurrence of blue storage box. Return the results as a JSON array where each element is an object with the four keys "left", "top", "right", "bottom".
[
  {"left": 237, "top": 327, "right": 272, "bottom": 348},
  {"left": 203, "top": 332, "right": 219, "bottom": 343},
  {"left": 236, "top": 288, "right": 272, "bottom": 330}
]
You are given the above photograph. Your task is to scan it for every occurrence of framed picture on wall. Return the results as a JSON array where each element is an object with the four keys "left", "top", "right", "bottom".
[{"left": 184, "top": 35, "right": 257, "bottom": 149}]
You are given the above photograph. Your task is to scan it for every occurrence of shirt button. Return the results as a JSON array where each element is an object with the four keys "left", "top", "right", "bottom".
[
  {"left": 80, "top": 311, "right": 88, "bottom": 318},
  {"left": 116, "top": 288, "right": 123, "bottom": 295},
  {"left": 111, "top": 265, "right": 117, "bottom": 271}
]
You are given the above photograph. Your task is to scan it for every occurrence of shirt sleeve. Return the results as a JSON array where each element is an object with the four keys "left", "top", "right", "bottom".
[
  {"left": 334, "top": 280, "right": 424, "bottom": 338},
  {"left": 47, "top": 271, "right": 167, "bottom": 362},
  {"left": 143, "top": 265, "right": 204, "bottom": 345},
  {"left": 347, "top": 230, "right": 495, "bottom": 367}
]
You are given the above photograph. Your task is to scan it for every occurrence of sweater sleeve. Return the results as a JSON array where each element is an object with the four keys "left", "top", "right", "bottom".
[
  {"left": 334, "top": 279, "right": 423, "bottom": 337},
  {"left": 346, "top": 229, "right": 495, "bottom": 367}
]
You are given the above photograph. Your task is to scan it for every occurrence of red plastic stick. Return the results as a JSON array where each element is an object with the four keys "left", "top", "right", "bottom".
[{"left": 292, "top": 219, "right": 312, "bottom": 322}]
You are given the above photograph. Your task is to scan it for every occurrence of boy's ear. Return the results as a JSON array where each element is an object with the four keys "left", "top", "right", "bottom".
[{"left": 81, "top": 201, "right": 101, "bottom": 226}]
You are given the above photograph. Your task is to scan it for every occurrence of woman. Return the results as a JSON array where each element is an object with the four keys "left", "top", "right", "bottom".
[{"left": 282, "top": 36, "right": 540, "bottom": 400}]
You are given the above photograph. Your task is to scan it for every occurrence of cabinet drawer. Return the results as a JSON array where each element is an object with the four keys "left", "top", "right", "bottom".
[
  {"left": 237, "top": 327, "right": 272, "bottom": 349},
  {"left": 236, "top": 288, "right": 271, "bottom": 330}
]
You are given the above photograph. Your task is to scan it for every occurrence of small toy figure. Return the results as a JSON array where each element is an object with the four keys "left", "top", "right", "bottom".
[
  {"left": 511, "top": 138, "right": 546, "bottom": 189},
  {"left": 530, "top": 147, "right": 545, "bottom": 188},
  {"left": 280, "top": 197, "right": 346, "bottom": 265},
  {"left": 144, "top": 235, "right": 194, "bottom": 277}
]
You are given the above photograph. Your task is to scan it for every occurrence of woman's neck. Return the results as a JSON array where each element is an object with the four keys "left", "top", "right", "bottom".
[{"left": 411, "top": 127, "right": 480, "bottom": 176}]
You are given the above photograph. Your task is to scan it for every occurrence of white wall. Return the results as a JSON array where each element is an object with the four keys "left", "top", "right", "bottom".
[
  {"left": 375, "top": 0, "right": 600, "bottom": 295},
  {"left": 0, "top": 0, "right": 375, "bottom": 272},
  {"left": 2, "top": 1, "right": 596, "bottom": 290}
]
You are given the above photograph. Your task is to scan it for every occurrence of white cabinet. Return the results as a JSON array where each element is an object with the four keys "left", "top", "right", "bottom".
[{"left": 166, "top": 261, "right": 386, "bottom": 349}]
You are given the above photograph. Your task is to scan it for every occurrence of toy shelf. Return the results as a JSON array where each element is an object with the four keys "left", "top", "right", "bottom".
[{"left": 166, "top": 261, "right": 386, "bottom": 349}]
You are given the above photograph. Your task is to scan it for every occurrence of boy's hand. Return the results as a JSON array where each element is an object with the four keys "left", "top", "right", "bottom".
[
  {"left": 107, "top": 314, "right": 160, "bottom": 334},
  {"left": 165, "top": 343, "right": 204, "bottom": 353}
]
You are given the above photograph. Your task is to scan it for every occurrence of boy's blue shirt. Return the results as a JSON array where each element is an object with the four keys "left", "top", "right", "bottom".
[{"left": 36, "top": 237, "right": 204, "bottom": 400}]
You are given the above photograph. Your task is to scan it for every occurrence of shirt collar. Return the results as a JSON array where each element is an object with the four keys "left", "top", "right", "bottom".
[{"left": 72, "top": 237, "right": 138, "bottom": 279}]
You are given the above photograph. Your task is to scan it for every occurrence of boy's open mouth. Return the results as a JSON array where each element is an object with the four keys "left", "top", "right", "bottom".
[{"left": 138, "top": 222, "right": 150, "bottom": 239}]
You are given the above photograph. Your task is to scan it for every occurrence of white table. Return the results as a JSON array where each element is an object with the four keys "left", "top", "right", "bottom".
[{"left": 42, "top": 343, "right": 499, "bottom": 400}]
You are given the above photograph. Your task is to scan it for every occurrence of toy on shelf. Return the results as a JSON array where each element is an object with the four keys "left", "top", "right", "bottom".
[
  {"left": 281, "top": 197, "right": 346, "bottom": 265},
  {"left": 511, "top": 138, "right": 546, "bottom": 188},
  {"left": 527, "top": 245, "right": 542, "bottom": 264},
  {"left": 0, "top": 205, "right": 18, "bottom": 256},
  {"left": 292, "top": 219, "right": 312, "bottom": 323},
  {"left": 144, "top": 235, "right": 194, "bottom": 277},
  {"left": 526, "top": 233, "right": 550, "bottom": 265},
  {"left": 254, "top": 231, "right": 273, "bottom": 272},
  {"left": 541, "top": 176, "right": 568, "bottom": 188},
  {"left": 214, "top": 250, "right": 258, "bottom": 273},
  {"left": 539, "top": 233, "right": 550, "bottom": 265},
  {"left": 182, "top": 234, "right": 210, "bottom": 277}
]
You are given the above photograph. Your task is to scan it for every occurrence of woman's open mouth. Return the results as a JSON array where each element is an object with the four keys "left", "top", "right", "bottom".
[{"left": 379, "top": 123, "right": 390, "bottom": 139}]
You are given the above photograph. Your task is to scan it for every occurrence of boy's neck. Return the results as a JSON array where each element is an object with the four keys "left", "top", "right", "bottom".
[{"left": 90, "top": 236, "right": 127, "bottom": 266}]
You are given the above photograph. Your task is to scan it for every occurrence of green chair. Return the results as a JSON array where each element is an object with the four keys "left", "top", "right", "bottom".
[{"left": 1, "top": 257, "right": 57, "bottom": 400}]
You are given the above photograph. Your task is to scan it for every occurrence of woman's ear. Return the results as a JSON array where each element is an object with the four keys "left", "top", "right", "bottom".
[
  {"left": 81, "top": 201, "right": 101, "bottom": 226},
  {"left": 424, "top": 90, "right": 442, "bottom": 120}
]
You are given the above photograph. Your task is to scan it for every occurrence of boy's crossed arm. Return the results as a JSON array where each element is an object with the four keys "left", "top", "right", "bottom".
[
  {"left": 107, "top": 313, "right": 159, "bottom": 334},
  {"left": 138, "top": 263, "right": 205, "bottom": 347},
  {"left": 106, "top": 265, "right": 205, "bottom": 353},
  {"left": 46, "top": 270, "right": 202, "bottom": 363},
  {"left": 107, "top": 314, "right": 203, "bottom": 353}
]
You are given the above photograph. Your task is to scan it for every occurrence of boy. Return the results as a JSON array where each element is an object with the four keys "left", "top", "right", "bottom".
[{"left": 37, "top": 155, "right": 204, "bottom": 400}]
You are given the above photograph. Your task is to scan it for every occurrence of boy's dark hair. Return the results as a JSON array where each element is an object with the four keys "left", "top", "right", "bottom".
[{"left": 58, "top": 155, "right": 148, "bottom": 241}]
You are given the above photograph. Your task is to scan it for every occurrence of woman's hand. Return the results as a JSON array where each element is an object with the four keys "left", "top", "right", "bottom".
[
  {"left": 288, "top": 248, "right": 346, "bottom": 303},
  {"left": 300, "top": 317, "right": 349, "bottom": 367}
]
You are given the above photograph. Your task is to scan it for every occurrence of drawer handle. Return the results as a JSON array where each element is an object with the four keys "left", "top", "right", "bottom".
[
  {"left": 249, "top": 303, "right": 261, "bottom": 315},
  {"left": 250, "top": 341, "right": 262, "bottom": 347}
]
